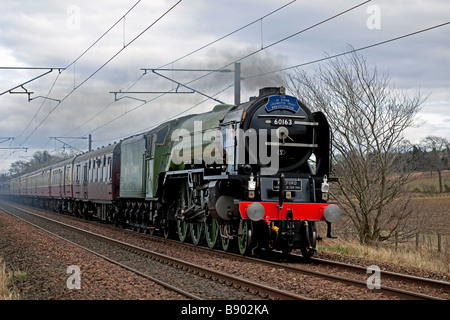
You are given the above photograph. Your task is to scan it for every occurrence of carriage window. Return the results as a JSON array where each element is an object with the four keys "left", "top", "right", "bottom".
[
  {"left": 76, "top": 165, "right": 80, "bottom": 184},
  {"left": 98, "top": 163, "right": 102, "bottom": 182},
  {"left": 66, "top": 166, "right": 71, "bottom": 185},
  {"left": 83, "top": 164, "right": 88, "bottom": 183},
  {"left": 107, "top": 157, "right": 112, "bottom": 181},
  {"left": 90, "top": 160, "right": 94, "bottom": 183}
]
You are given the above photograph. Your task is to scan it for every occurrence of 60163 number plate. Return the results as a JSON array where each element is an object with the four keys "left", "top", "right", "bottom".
[{"left": 273, "top": 118, "right": 293, "bottom": 126}]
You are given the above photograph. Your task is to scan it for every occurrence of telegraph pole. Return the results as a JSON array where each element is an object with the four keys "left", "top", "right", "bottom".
[{"left": 234, "top": 62, "right": 241, "bottom": 105}]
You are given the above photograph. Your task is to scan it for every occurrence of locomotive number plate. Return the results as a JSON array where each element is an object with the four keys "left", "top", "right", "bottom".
[
  {"left": 273, "top": 118, "right": 293, "bottom": 126},
  {"left": 272, "top": 178, "right": 302, "bottom": 191}
]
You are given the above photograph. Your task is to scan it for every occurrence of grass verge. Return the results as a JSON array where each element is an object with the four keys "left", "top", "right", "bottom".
[
  {"left": 318, "top": 237, "right": 450, "bottom": 274},
  {"left": 0, "top": 257, "right": 23, "bottom": 300}
]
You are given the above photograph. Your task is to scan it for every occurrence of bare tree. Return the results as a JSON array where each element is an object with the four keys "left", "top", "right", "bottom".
[
  {"left": 420, "top": 136, "right": 449, "bottom": 193},
  {"left": 7, "top": 150, "right": 75, "bottom": 177},
  {"left": 283, "top": 49, "right": 426, "bottom": 245}
]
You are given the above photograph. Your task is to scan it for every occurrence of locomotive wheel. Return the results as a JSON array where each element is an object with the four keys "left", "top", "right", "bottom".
[
  {"left": 301, "top": 247, "right": 317, "bottom": 259},
  {"left": 56, "top": 201, "right": 63, "bottom": 214},
  {"left": 82, "top": 205, "right": 89, "bottom": 220},
  {"left": 190, "top": 222, "right": 204, "bottom": 246},
  {"left": 205, "top": 217, "right": 219, "bottom": 249},
  {"left": 74, "top": 203, "right": 81, "bottom": 218},
  {"left": 163, "top": 226, "right": 170, "bottom": 238},
  {"left": 300, "top": 221, "right": 318, "bottom": 258},
  {"left": 220, "top": 223, "right": 234, "bottom": 252},
  {"left": 238, "top": 220, "right": 253, "bottom": 256},
  {"left": 177, "top": 220, "right": 189, "bottom": 242},
  {"left": 163, "top": 221, "right": 174, "bottom": 239}
]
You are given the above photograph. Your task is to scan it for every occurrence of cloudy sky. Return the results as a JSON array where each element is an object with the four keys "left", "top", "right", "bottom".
[{"left": 0, "top": 0, "right": 449, "bottom": 173}]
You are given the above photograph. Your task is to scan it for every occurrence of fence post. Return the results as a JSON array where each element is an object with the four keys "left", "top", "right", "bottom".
[
  {"left": 395, "top": 232, "right": 398, "bottom": 251},
  {"left": 416, "top": 233, "right": 419, "bottom": 250},
  {"left": 437, "top": 233, "right": 442, "bottom": 253}
]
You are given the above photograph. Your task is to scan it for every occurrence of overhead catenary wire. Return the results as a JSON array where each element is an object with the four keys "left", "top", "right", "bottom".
[
  {"left": 243, "top": 21, "right": 450, "bottom": 80},
  {"left": 157, "top": 0, "right": 297, "bottom": 69},
  {"left": 168, "top": 0, "right": 372, "bottom": 89},
  {"left": 91, "top": 20, "right": 450, "bottom": 149},
  {"left": 63, "top": 19, "right": 450, "bottom": 155},
  {"left": 66, "top": 0, "right": 371, "bottom": 147},
  {"left": 1, "top": 0, "right": 145, "bottom": 159},
  {"left": 0, "top": 0, "right": 183, "bottom": 166},
  {"left": 6, "top": 0, "right": 145, "bottom": 148},
  {"left": 59, "top": 0, "right": 299, "bottom": 141},
  {"left": 7, "top": 1, "right": 183, "bottom": 150},
  {"left": 15, "top": 71, "right": 61, "bottom": 145},
  {"left": 0, "top": 71, "right": 62, "bottom": 165},
  {"left": 2, "top": 2, "right": 448, "bottom": 165},
  {"left": 100, "top": 82, "right": 236, "bottom": 144},
  {"left": 65, "top": 0, "right": 142, "bottom": 70}
]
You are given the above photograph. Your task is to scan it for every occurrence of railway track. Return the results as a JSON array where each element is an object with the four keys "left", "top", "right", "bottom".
[
  {"left": 1, "top": 200, "right": 448, "bottom": 300},
  {"left": 152, "top": 235, "right": 449, "bottom": 300},
  {"left": 251, "top": 254, "right": 448, "bottom": 300},
  {"left": 309, "top": 256, "right": 450, "bottom": 294},
  {"left": 0, "top": 201, "right": 308, "bottom": 300}
]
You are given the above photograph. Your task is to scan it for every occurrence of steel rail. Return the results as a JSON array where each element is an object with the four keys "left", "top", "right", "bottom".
[
  {"left": 310, "top": 257, "right": 450, "bottom": 293},
  {"left": 0, "top": 202, "right": 309, "bottom": 300},
  {"left": 4, "top": 200, "right": 446, "bottom": 300},
  {"left": 0, "top": 203, "right": 201, "bottom": 300},
  {"left": 131, "top": 231, "right": 448, "bottom": 300}
]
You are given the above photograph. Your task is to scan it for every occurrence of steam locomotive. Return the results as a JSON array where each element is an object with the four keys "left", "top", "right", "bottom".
[{"left": 2, "top": 86, "right": 340, "bottom": 257}]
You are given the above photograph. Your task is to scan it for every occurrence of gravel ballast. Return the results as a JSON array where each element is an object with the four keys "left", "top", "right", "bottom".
[
  {"left": 0, "top": 210, "right": 185, "bottom": 300},
  {"left": 1, "top": 206, "right": 448, "bottom": 300}
]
